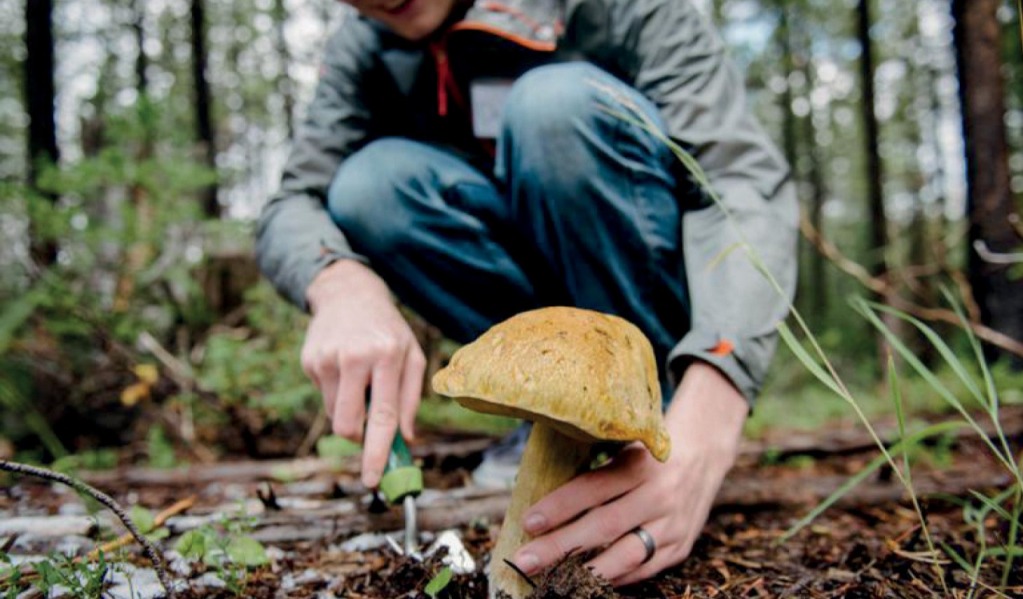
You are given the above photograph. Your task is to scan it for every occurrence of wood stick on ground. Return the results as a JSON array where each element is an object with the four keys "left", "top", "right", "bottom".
[
  {"left": 86, "top": 495, "right": 196, "bottom": 560},
  {"left": 0, "top": 460, "right": 176, "bottom": 598},
  {"left": 799, "top": 214, "right": 1023, "bottom": 357}
]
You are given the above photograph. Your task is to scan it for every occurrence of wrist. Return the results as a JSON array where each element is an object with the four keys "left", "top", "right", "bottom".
[
  {"left": 306, "top": 259, "right": 386, "bottom": 314},
  {"left": 665, "top": 361, "right": 748, "bottom": 457}
]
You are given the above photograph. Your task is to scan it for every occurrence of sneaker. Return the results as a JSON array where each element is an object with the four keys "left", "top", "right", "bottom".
[{"left": 471, "top": 422, "right": 532, "bottom": 489}]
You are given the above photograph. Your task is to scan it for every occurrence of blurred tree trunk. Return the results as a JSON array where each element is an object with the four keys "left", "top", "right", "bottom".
[
  {"left": 25, "top": 0, "right": 59, "bottom": 267},
  {"left": 797, "top": 16, "right": 828, "bottom": 319},
  {"left": 273, "top": 0, "right": 295, "bottom": 140},
  {"left": 952, "top": 0, "right": 1023, "bottom": 367},
  {"left": 902, "top": 8, "right": 938, "bottom": 365},
  {"left": 776, "top": 2, "right": 826, "bottom": 320},
  {"left": 856, "top": 0, "right": 894, "bottom": 366},
  {"left": 114, "top": 0, "right": 156, "bottom": 312},
  {"left": 856, "top": 0, "right": 887, "bottom": 285},
  {"left": 191, "top": 0, "right": 219, "bottom": 218}
]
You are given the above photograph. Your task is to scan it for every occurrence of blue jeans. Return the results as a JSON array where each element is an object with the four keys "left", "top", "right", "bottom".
[{"left": 327, "top": 63, "right": 689, "bottom": 400}]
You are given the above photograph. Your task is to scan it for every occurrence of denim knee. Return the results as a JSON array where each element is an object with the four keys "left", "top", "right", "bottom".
[
  {"left": 501, "top": 63, "right": 611, "bottom": 142},
  {"left": 326, "top": 138, "right": 419, "bottom": 255}
]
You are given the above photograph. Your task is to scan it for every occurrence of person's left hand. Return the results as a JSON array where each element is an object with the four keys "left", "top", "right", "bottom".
[{"left": 509, "top": 361, "right": 749, "bottom": 587}]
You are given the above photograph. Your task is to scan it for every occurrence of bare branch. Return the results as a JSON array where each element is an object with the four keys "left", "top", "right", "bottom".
[
  {"left": 799, "top": 215, "right": 1023, "bottom": 358},
  {"left": 0, "top": 460, "right": 176, "bottom": 597},
  {"left": 974, "top": 240, "right": 1023, "bottom": 265}
]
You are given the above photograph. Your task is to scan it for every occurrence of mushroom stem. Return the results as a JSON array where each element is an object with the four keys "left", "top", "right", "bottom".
[{"left": 489, "top": 421, "right": 593, "bottom": 599}]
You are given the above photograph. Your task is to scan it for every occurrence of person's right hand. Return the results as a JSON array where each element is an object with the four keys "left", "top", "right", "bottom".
[{"left": 301, "top": 259, "right": 426, "bottom": 489}]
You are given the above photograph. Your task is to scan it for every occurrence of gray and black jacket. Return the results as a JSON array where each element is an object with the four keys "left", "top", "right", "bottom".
[{"left": 256, "top": 0, "right": 799, "bottom": 403}]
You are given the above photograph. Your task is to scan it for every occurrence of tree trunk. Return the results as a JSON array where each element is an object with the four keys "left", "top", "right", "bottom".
[
  {"left": 798, "top": 21, "right": 828, "bottom": 318},
  {"left": 856, "top": 0, "right": 886, "bottom": 284},
  {"left": 24, "top": 0, "right": 59, "bottom": 266},
  {"left": 273, "top": 0, "right": 295, "bottom": 140},
  {"left": 191, "top": 0, "right": 219, "bottom": 218},
  {"left": 114, "top": 0, "right": 156, "bottom": 312},
  {"left": 857, "top": 0, "right": 897, "bottom": 368},
  {"left": 952, "top": 0, "right": 1023, "bottom": 367}
]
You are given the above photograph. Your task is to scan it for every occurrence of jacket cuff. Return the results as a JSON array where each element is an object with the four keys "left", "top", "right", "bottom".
[
  {"left": 667, "top": 329, "right": 761, "bottom": 406},
  {"left": 292, "top": 239, "right": 369, "bottom": 313}
]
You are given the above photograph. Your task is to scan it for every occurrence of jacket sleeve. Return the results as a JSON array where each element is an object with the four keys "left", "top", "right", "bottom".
[
  {"left": 255, "top": 21, "right": 375, "bottom": 311},
  {"left": 600, "top": 0, "right": 800, "bottom": 403}
]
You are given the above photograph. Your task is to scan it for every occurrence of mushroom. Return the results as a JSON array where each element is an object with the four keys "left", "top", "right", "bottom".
[{"left": 431, "top": 306, "right": 671, "bottom": 599}]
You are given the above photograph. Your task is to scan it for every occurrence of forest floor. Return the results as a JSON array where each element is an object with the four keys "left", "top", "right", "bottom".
[{"left": 2, "top": 407, "right": 1022, "bottom": 598}]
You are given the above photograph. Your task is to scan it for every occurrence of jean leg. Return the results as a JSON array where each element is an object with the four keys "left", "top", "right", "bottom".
[
  {"left": 327, "top": 138, "right": 543, "bottom": 342},
  {"left": 496, "top": 63, "right": 690, "bottom": 397}
]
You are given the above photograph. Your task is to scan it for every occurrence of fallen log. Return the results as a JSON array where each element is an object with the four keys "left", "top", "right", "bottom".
[
  {"left": 78, "top": 437, "right": 493, "bottom": 488},
  {"left": 738, "top": 405, "right": 1023, "bottom": 464},
  {"left": 168, "top": 461, "right": 1011, "bottom": 545},
  {"left": 76, "top": 407, "right": 1023, "bottom": 491}
]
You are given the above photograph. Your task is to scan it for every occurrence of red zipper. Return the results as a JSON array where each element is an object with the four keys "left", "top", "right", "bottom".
[
  {"left": 430, "top": 40, "right": 465, "bottom": 117},
  {"left": 433, "top": 2, "right": 561, "bottom": 117}
]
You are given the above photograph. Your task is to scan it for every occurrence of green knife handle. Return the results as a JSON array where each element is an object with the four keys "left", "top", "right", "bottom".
[
  {"left": 379, "top": 433, "right": 423, "bottom": 504},
  {"left": 366, "top": 392, "right": 424, "bottom": 504}
]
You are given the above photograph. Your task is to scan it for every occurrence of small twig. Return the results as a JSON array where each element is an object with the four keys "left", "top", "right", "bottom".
[
  {"left": 0, "top": 534, "right": 18, "bottom": 553},
  {"left": 502, "top": 558, "right": 538, "bottom": 589},
  {"left": 0, "top": 460, "right": 176, "bottom": 598},
  {"left": 86, "top": 495, "right": 196, "bottom": 560},
  {"left": 137, "top": 331, "right": 196, "bottom": 391},
  {"left": 256, "top": 483, "right": 281, "bottom": 511},
  {"left": 891, "top": 547, "right": 951, "bottom": 566},
  {"left": 1010, "top": 213, "right": 1023, "bottom": 240},
  {"left": 974, "top": 240, "right": 1023, "bottom": 265},
  {"left": 296, "top": 409, "right": 328, "bottom": 458}
]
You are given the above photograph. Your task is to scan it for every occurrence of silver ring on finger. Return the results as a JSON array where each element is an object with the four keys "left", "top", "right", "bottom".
[{"left": 630, "top": 526, "right": 656, "bottom": 564}]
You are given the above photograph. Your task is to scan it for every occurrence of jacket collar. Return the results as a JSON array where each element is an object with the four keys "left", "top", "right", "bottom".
[{"left": 372, "top": 0, "right": 564, "bottom": 93}]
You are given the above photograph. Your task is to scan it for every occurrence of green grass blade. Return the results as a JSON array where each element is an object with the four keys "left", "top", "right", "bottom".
[
  {"left": 780, "top": 420, "right": 967, "bottom": 542},
  {"left": 888, "top": 356, "right": 913, "bottom": 488},
  {"left": 854, "top": 300, "right": 1017, "bottom": 476},
  {"left": 0, "top": 288, "right": 43, "bottom": 356},
  {"left": 939, "top": 287, "right": 1015, "bottom": 480},
  {"left": 869, "top": 301, "right": 985, "bottom": 408},
  {"left": 777, "top": 321, "right": 847, "bottom": 398},
  {"left": 940, "top": 541, "right": 983, "bottom": 599},
  {"left": 968, "top": 489, "right": 1016, "bottom": 523}
]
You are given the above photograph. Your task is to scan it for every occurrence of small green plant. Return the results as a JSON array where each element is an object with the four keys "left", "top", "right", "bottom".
[
  {"left": 0, "top": 551, "right": 27, "bottom": 598},
  {"left": 173, "top": 513, "right": 268, "bottom": 596},
  {"left": 424, "top": 565, "right": 453, "bottom": 598},
  {"left": 30, "top": 551, "right": 111, "bottom": 598},
  {"left": 146, "top": 426, "right": 178, "bottom": 469},
  {"left": 130, "top": 505, "right": 172, "bottom": 543}
]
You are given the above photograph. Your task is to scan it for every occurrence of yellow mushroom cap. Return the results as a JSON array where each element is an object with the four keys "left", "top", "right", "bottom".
[{"left": 431, "top": 306, "right": 671, "bottom": 462}]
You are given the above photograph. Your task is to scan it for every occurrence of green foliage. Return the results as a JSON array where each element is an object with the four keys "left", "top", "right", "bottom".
[
  {"left": 146, "top": 426, "right": 178, "bottom": 469},
  {"left": 424, "top": 566, "right": 453, "bottom": 597},
  {"left": 0, "top": 99, "right": 224, "bottom": 460},
  {"left": 316, "top": 435, "right": 361, "bottom": 460},
  {"left": 416, "top": 396, "right": 519, "bottom": 436},
  {"left": 173, "top": 512, "right": 268, "bottom": 596},
  {"left": 130, "top": 505, "right": 171, "bottom": 542},
  {"left": 29, "top": 551, "right": 111, "bottom": 598},
  {"left": 192, "top": 283, "right": 318, "bottom": 421},
  {"left": 50, "top": 449, "right": 119, "bottom": 474},
  {"left": 0, "top": 551, "right": 26, "bottom": 598}
]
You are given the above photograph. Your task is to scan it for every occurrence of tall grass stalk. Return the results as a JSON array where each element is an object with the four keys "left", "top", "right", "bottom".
[{"left": 598, "top": 91, "right": 1021, "bottom": 592}]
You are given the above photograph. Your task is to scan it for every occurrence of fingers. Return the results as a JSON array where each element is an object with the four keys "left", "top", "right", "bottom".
[
  {"left": 361, "top": 355, "right": 402, "bottom": 488},
  {"left": 591, "top": 522, "right": 683, "bottom": 586},
  {"left": 513, "top": 489, "right": 644, "bottom": 576},
  {"left": 397, "top": 344, "right": 426, "bottom": 441},
  {"left": 522, "top": 445, "right": 646, "bottom": 536}
]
